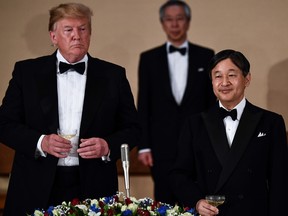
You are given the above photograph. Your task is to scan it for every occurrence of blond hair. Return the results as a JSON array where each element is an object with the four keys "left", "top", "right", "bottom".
[{"left": 48, "top": 3, "right": 93, "bottom": 33}]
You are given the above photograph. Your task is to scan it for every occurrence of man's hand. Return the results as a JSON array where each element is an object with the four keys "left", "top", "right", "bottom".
[
  {"left": 138, "top": 151, "right": 153, "bottom": 167},
  {"left": 196, "top": 199, "right": 219, "bottom": 216},
  {"left": 77, "top": 137, "right": 109, "bottom": 159},
  {"left": 41, "top": 134, "right": 72, "bottom": 158}
]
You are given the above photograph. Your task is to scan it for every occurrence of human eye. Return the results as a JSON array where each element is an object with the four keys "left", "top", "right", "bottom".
[
  {"left": 213, "top": 74, "right": 222, "bottom": 81},
  {"left": 79, "top": 25, "right": 87, "bottom": 31},
  {"left": 228, "top": 71, "right": 238, "bottom": 78},
  {"left": 64, "top": 27, "right": 73, "bottom": 33},
  {"left": 163, "top": 16, "right": 173, "bottom": 22},
  {"left": 214, "top": 72, "right": 222, "bottom": 79},
  {"left": 176, "top": 16, "right": 186, "bottom": 22}
]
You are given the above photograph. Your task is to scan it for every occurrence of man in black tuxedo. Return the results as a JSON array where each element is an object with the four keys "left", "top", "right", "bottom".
[
  {"left": 170, "top": 49, "right": 288, "bottom": 216},
  {"left": 137, "top": 0, "right": 215, "bottom": 205},
  {"left": 0, "top": 3, "right": 139, "bottom": 215}
]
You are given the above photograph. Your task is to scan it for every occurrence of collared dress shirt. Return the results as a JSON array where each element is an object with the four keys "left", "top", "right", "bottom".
[
  {"left": 219, "top": 98, "right": 246, "bottom": 146},
  {"left": 167, "top": 41, "right": 188, "bottom": 105},
  {"left": 56, "top": 51, "right": 87, "bottom": 166}
]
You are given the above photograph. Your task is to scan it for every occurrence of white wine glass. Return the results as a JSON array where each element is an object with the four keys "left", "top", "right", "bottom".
[
  {"left": 57, "top": 128, "right": 77, "bottom": 140},
  {"left": 57, "top": 128, "right": 78, "bottom": 158},
  {"left": 205, "top": 195, "right": 225, "bottom": 207}
]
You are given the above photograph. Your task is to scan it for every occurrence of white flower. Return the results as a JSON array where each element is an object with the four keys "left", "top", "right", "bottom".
[
  {"left": 76, "top": 204, "right": 88, "bottom": 213},
  {"left": 127, "top": 203, "right": 138, "bottom": 213},
  {"left": 116, "top": 202, "right": 123, "bottom": 209},
  {"left": 52, "top": 209, "right": 60, "bottom": 215},
  {"left": 90, "top": 199, "right": 99, "bottom": 207},
  {"left": 149, "top": 211, "right": 157, "bottom": 216},
  {"left": 88, "top": 211, "right": 101, "bottom": 216},
  {"left": 33, "top": 210, "right": 44, "bottom": 216},
  {"left": 129, "top": 196, "right": 138, "bottom": 202},
  {"left": 180, "top": 213, "right": 194, "bottom": 216},
  {"left": 121, "top": 205, "right": 128, "bottom": 211}
]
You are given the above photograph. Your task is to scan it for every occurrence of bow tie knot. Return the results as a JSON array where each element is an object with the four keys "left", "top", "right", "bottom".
[
  {"left": 169, "top": 45, "right": 187, "bottom": 55},
  {"left": 59, "top": 61, "right": 85, "bottom": 75},
  {"left": 219, "top": 107, "right": 237, "bottom": 121}
]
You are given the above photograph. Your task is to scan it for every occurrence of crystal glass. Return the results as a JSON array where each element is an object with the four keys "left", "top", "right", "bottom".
[
  {"left": 57, "top": 128, "right": 77, "bottom": 140},
  {"left": 57, "top": 128, "right": 78, "bottom": 157},
  {"left": 205, "top": 195, "right": 225, "bottom": 207}
]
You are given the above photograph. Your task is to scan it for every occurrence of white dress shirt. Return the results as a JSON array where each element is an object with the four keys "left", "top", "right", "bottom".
[
  {"left": 219, "top": 98, "right": 246, "bottom": 146},
  {"left": 167, "top": 41, "right": 188, "bottom": 105},
  {"left": 56, "top": 51, "right": 87, "bottom": 166}
]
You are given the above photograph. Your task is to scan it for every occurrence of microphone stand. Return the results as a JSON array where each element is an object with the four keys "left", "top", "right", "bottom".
[{"left": 121, "top": 144, "right": 130, "bottom": 197}]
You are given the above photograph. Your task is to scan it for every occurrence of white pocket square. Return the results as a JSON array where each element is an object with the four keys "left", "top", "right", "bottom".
[
  {"left": 197, "top": 67, "right": 204, "bottom": 72},
  {"left": 257, "top": 132, "right": 266, "bottom": 137}
]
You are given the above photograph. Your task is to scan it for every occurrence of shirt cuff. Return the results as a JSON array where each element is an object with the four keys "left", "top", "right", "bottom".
[
  {"left": 138, "top": 148, "right": 151, "bottom": 154},
  {"left": 36, "top": 135, "right": 47, "bottom": 157}
]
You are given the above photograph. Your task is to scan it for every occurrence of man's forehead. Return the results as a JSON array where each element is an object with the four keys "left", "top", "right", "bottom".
[{"left": 57, "top": 17, "right": 88, "bottom": 26}]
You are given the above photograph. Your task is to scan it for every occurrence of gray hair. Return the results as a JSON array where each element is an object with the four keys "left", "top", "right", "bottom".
[{"left": 159, "top": 0, "right": 191, "bottom": 22}]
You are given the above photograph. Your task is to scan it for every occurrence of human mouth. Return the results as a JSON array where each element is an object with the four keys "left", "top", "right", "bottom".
[
  {"left": 71, "top": 44, "right": 84, "bottom": 48},
  {"left": 219, "top": 88, "right": 232, "bottom": 94}
]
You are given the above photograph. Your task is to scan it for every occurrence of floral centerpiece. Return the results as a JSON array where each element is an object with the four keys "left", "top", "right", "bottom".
[{"left": 30, "top": 192, "right": 197, "bottom": 216}]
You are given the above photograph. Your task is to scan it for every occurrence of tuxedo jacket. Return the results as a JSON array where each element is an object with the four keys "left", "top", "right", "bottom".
[
  {"left": 137, "top": 42, "right": 215, "bottom": 169},
  {"left": 170, "top": 101, "right": 288, "bottom": 216},
  {"left": 0, "top": 52, "right": 139, "bottom": 215}
]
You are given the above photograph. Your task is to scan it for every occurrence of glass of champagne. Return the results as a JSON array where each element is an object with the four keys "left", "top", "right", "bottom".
[
  {"left": 57, "top": 128, "right": 77, "bottom": 140},
  {"left": 205, "top": 195, "right": 225, "bottom": 207},
  {"left": 57, "top": 128, "right": 78, "bottom": 157}
]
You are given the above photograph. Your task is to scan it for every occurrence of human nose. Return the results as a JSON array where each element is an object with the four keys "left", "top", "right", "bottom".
[
  {"left": 170, "top": 18, "right": 179, "bottom": 27},
  {"left": 221, "top": 76, "right": 231, "bottom": 86},
  {"left": 72, "top": 29, "right": 80, "bottom": 40}
]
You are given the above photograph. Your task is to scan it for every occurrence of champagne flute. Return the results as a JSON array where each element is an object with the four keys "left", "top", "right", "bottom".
[{"left": 205, "top": 195, "right": 225, "bottom": 207}]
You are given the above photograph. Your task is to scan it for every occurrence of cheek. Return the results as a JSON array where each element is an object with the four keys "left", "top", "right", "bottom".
[
  {"left": 84, "top": 34, "right": 91, "bottom": 42},
  {"left": 212, "top": 80, "right": 219, "bottom": 89},
  {"left": 182, "top": 23, "right": 189, "bottom": 31},
  {"left": 212, "top": 83, "right": 219, "bottom": 95},
  {"left": 162, "top": 23, "right": 171, "bottom": 32}
]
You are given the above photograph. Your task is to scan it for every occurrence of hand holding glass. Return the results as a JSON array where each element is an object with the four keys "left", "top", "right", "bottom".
[{"left": 205, "top": 195, "right": 225, "bottom": 207}]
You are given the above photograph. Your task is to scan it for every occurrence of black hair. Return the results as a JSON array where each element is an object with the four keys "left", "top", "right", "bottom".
[{"left": 207, "top": 49, "right": 250, "bottom": 79}]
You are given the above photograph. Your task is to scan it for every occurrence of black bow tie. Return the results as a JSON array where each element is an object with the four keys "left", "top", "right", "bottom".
[
  {"left": 59, "top": 61, "right": 85, "bottom": 75},
  {"left": 219, "top": 107, "right": 237, "bottom": 121},
  {"left": 169, "top": 45, "right": 187, "bottom": 55}
]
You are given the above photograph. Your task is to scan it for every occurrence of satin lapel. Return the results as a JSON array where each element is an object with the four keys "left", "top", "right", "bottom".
[
  {"left": 36, "top": 53, "right": 59, "bottom": 133},
  {"left": 79, "top": 57, "right": 106, "bottom": 136},
  {"left": 202, "top": 105, "right": 230, "bottom": 166},
  {"left": 215, "top": 102, "right": 263, "bottom": 192}
]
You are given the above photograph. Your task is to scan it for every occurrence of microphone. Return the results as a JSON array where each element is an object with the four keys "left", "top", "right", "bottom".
[{"left": 121, "top": 144, "right": 130, "bottom": 197}]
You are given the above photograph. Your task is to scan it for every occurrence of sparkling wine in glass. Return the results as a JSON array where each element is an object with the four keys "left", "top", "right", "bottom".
[
  {"left": 57, "top": 128, "right": 77, "bottom": 140},
  {"left": 205, "top": 195, "right": 225, "bottom": 207},
  {"left": 57, "top": 128, "right": 78, "bottom": 158}
]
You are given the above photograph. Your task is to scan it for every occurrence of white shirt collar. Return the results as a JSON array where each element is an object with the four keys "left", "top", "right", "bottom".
[
  {"left": 166, "top": 41, "right": 188, "bottom": 53},
  {"left": 56, "top": 50, "right": 88, "bottom": 74},
  {"left": 219, "top": 97, "right": 246, "bottom": 120}
]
